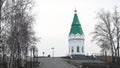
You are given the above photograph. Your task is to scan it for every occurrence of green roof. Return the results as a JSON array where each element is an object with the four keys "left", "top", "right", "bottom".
[{"left": 69, "top": 11, "right": 83, "bottom": 35}]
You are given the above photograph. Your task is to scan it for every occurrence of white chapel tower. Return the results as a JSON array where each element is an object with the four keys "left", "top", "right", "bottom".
[{"left": 69, "top": 10, "right": 84, "bottom": 56}]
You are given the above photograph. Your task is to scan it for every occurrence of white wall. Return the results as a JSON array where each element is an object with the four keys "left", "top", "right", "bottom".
[{"left": 69, "top": 36, "right": 84, "bottom": 55}]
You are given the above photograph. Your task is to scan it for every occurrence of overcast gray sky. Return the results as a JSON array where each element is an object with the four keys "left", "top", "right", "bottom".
[{"left": 32, "top": 0, "right": 120, "bottom": 57}]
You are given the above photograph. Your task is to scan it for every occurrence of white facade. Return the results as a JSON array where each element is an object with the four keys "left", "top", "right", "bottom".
[{"left": 69, "top": 34, "right": 84, "bottom": 55}]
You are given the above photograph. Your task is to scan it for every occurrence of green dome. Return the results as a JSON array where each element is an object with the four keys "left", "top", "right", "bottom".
[{"left": 69, "top": 11, "right": 83, "bottom": 35}]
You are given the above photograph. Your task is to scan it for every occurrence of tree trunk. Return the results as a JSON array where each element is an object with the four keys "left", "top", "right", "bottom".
[
  {"left": 105, "top": 51, "right": 107, "bottom": 61},
  {"left": 117, "top": 36, "right": 119, "bottom": 63},
  {"left": 109, "top": 26, "right": 115, "bottom": 63},
  {"left": 0, "top": 0, "right": 1, "bottom": 24},
  {"left": 111, "top": 42, "right": 115, "bottom": 63}
]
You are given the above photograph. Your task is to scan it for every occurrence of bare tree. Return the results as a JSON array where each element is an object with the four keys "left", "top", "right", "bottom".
[
  {"left": 93, "top": 7, "right": 120, "bottom": 63},
  {"left": 92, "top": 9, "right": 116, "bottom": 62},
  {"left": 0, "top": 0, "right": 37, "bottom": 68},
  {"left": 0, "top": 0, "right": 12, "bottom": 68},
  {"left": 2, "top": 0, "right": 36, "bottom": 68},
  {"left": 112, "top": 7, "right": 120, "bottom": 63}
]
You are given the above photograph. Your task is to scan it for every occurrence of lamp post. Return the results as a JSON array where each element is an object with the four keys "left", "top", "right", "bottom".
[{"left": 51, "top": 47, "right": 55, "bottom": 57}]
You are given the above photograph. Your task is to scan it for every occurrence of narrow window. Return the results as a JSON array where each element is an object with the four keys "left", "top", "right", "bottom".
[
  {"left": 77, "top": 46, "right": 79, "bottom": 52},
  {"left": 72, "top": 47, "right": 74, "bottom": 53},
  {"left": 82, "top": 47, "right": 84, "bottom": 53}
]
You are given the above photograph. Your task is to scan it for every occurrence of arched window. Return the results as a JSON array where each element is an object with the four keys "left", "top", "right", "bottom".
[
  {"left": 72, "top": 47, "right": 74, "bottom": 53},
  {"left": 77, "top": 46, "right": 79, "bottom": 52},
  {"left": 82, "top": 47, "right": 84, "bottom": 53}
]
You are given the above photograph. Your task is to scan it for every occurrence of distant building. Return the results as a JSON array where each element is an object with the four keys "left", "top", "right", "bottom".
[
  {"left": 68, "top": 10, "right": 85, "bottom": 56},
  {"left": 28, "top": 45, "right": 38, "bottom": 58}
]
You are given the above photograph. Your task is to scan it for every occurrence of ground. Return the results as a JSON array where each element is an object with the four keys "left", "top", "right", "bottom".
[{"left": 37, "top": 57, "right": 75, "bottom": 68}]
